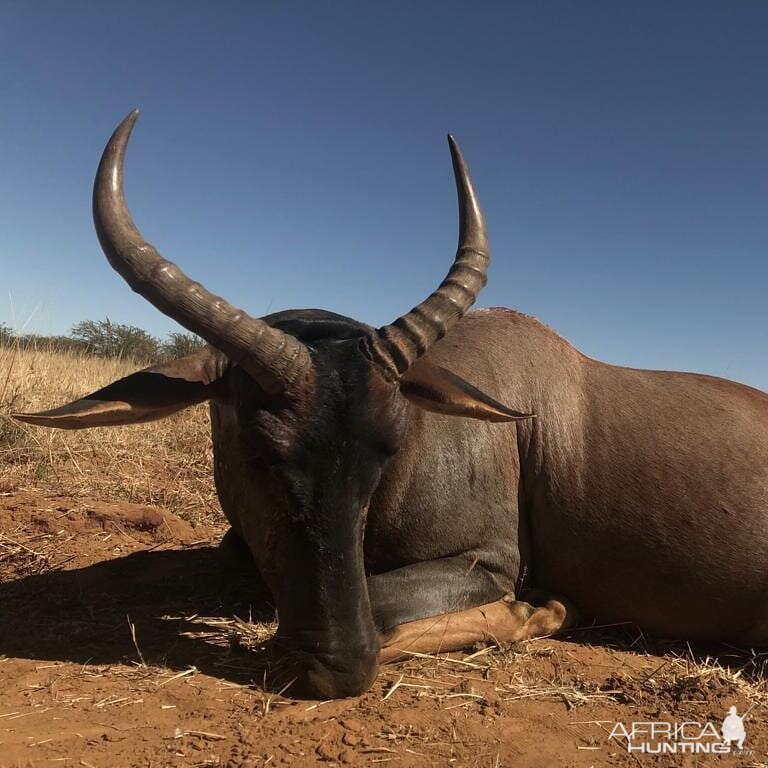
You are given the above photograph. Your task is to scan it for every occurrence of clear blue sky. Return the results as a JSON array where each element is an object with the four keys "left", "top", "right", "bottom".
[{"left": 1, "top": 2, "right": 767, "bottom": 388}]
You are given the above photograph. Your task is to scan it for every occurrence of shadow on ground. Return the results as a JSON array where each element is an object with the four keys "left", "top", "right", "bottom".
[
  {"left": 0, "top": 546, "right": 275, "bottom": 685},
  {"left": 2, "top": 543, "right": 765, "bottom": 694}
]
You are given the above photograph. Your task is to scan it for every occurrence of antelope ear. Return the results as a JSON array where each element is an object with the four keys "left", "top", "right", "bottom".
[
  {"left": 13, "top": 347, "right": 229, "bottom": 429},
  {"left": 399, "top": 360, "right": 534, "bottom": 422}
]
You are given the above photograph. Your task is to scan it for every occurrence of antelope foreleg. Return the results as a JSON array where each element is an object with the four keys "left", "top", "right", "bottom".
[{"left": 378, "top": 595, "right": 575, "bottom": 664}]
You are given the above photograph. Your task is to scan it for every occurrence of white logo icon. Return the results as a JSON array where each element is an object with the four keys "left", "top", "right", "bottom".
[{"left": 721, "top": 706, "right": 746, "bottom": 750}]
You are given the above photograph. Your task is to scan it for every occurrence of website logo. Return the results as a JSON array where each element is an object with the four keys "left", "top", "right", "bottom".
[{"left": 608, "top": 704, "right": 755, "bottom": 756}]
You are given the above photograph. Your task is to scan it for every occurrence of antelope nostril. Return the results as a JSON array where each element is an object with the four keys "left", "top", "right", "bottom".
[
  {"left": 268, "top": 646, "right": 379, "bottom": 699},
  {"left": 301, "top": 655, "right": 379, "bottom": 699}
]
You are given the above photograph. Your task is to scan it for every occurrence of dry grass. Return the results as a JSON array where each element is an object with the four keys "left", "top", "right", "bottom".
[
  {"left": 201, "top": 616, "right": 768, "bottom": 712},
  {"left": 0, "top": 520, "right": 78, "bottom": 579},
  {"left": 0, "top": 344, "right": 219, "bottom": 525}
]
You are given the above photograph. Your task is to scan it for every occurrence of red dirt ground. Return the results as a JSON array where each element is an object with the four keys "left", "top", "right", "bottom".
[{"left": 1, "top": 490, "right": 766, "bottom": 768}]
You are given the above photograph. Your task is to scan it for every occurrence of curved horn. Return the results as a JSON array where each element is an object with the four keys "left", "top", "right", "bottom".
[
  {"left": 363, "top": 135, "right": 489, "bottom": 379},
  {"left": 93, "top": 110, "right": 312, "bottom": 395}
]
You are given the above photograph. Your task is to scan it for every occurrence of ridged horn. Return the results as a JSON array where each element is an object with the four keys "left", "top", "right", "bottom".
[
  {"left": 93, "top": 110, "right": 312, "bottom": 395},
  {"left": 363, "top": 135, "right": 489, "bottom": 379}
]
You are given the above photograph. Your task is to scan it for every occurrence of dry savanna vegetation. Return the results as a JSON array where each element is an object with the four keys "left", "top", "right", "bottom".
[
  {"left": 2, "top": 343, "right": 768, "bottom": 767},
  {"left": 1, "top": 343, "right": 216, "bottom": 522}
]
